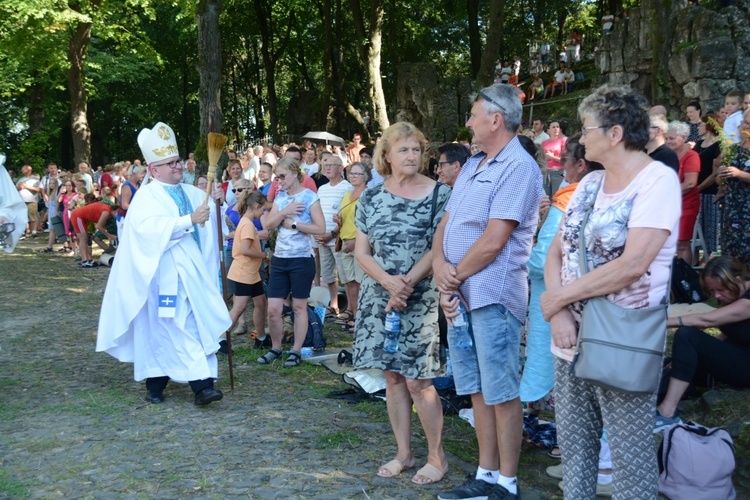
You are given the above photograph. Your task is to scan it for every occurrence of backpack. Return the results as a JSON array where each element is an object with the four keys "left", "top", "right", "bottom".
[
  {"left": 301, "top": 305, "right": 326, "bottom": 350},
  {"left": 658, "top": 421, "right": 736, "bottom": 500},
  {"left": 670, "top": 257, "right": 708, "bottom": 304}
]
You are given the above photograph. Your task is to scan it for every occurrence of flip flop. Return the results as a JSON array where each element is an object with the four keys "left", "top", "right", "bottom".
[
  {"left": 377, "top": 458, "right": 415, "bottom": 478},
  {"left": 411, "top": 463, "right": 448, "bottom": 485}
]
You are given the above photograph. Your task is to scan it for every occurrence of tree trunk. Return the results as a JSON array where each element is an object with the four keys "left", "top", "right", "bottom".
[
  {"left": 333, "top": 0, "right": 346, "bottom": 133},
  {"left": 67, "top": 19, "right": 95, "bottom": 166},
  {"left": 368, "top": 0, "right": 389, "bottom": 134},
  {"left": 319, "top": 0, "right": 334, "bottom": 130},
  {"left": 28, "top": 82, "right": 44, "bottom": 134},
  {"left": 467, "top": 0, "right": 482, "bottom": 77},
  {"left": 197, "top": 0, "right": 224, "bottom": 139},
  {"left": 477, "top": 0, "right": 506, "bottom": 87}
]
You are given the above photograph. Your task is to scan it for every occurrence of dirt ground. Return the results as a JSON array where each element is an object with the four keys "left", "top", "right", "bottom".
[
  {"left": 0, "top": 238, "right": 573, "bottom": 499},
  {"left": 23, "top": 235, "right": 750, "bottom": 498}
]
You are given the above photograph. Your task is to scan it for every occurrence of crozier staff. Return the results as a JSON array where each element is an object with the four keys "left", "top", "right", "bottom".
[{"left": 96, "top": 122, "right": 232, "bottom": 406}]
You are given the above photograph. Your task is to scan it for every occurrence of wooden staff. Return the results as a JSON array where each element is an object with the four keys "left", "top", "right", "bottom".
[{"left": 206, "top": 132, "right": 234, "bottom": 390}]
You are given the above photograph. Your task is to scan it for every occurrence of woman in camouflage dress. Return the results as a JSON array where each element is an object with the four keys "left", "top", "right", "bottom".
[{"left": 354, "top": 122, "right": 452, "bottom": 484}]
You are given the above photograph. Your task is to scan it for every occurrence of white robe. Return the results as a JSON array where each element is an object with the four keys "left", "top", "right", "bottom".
[
  {"left": 0, "top": 163, "right": 27, "bottom": 253},
  {"left": 96, "top": 180, "right": 231, "bottom": 383}
]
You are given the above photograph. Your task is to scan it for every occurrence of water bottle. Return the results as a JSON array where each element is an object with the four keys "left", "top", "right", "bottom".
[
  {"left": 450, "top": 296, "right": 473, "bottom": 349},
  {"left": 383, "top": 310, "right": 400, "bottom": 353}
]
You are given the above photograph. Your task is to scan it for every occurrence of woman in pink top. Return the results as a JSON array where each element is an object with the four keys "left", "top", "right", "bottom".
[
  {"left": 667, "top": 121, "right": 701, "bottom": 264},
  {"left": 541, "top": 120, "right": 568, "bottom": 195}
]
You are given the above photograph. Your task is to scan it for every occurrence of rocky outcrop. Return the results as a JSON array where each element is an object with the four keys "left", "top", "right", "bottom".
[
  {"left": 595, "top": 0, "right": 750, "bottom": 115},
  {"left": 395, "top": 63, "right": 474, "bottom": 144}
]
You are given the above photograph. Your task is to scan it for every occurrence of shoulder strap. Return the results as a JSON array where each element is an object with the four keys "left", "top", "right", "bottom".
[
  {"left": 577, "top": 180, "right": 601, "bottom": 276},
  {"left": 430, "top": 182, "right": 440, "bottom": 222}
]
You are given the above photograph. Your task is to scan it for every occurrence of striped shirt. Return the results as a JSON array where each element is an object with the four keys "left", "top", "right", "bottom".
[{"left": 442, "top": 136, "right": 543, "bottom": 322}]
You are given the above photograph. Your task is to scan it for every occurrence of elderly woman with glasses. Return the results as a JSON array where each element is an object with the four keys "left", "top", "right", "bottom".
[
  {"left": 717, "top": 108, "right": 750, "bottom": 264},
  {"left": 540, "top": 85, "right": 681, "bottom": 498}
]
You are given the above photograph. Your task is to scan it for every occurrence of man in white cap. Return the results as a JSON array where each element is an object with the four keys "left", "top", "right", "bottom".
[{"left": 96, "top": 122, "right": 232, "bottom": 406}]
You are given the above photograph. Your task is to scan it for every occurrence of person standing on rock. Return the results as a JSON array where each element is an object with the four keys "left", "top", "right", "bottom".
[{"left": 96, "top": 122, "right": 231, "bottom": 406}]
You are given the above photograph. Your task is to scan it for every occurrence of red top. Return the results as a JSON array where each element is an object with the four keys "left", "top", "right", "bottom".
[
  {"left": 100, "top": 173, "right": 116, "bottom": 189},
  {"left": 71, "top": 202, "right": 115, "bottom": 222},
  {"left": 678, "top": 149, "right": 701, "bottom": 212}
]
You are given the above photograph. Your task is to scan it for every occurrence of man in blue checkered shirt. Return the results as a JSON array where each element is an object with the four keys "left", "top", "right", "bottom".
[{"left": 434, "top": 84, "right": 543, "bottom": 500}]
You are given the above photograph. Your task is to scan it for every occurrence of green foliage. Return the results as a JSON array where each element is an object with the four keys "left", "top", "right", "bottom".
[{"left": 1, "top": 0, "right": 604, "bottom": 162}]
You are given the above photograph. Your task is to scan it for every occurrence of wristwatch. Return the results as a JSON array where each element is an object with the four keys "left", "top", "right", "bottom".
[{"left": 291, "top": 222, "right": 298, "bottom": 230}]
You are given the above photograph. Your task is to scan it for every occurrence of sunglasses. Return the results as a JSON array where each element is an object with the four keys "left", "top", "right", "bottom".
[
  {"left": 231, "top": 188, "right": 246, "bottom": 193},
  {"left": 276, "top": 174, "right": 287, "bottom": 180}
]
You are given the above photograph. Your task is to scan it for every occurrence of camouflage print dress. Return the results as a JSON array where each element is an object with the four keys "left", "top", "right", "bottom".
[{"left": 353, "top": 182, "right": 451, "bottom": 380}]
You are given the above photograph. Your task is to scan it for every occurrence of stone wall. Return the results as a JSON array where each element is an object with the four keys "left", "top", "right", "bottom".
[
  {"left": 595, "top": 0, "right": 750, "bottom": 116},
  {"left": 395, "top": 63, "right": 474, "bottom": 145}
]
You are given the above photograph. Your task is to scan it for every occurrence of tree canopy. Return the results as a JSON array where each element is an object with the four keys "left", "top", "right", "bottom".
[{"left": 0, "top": 0, "right": 606, "bottom": 171}]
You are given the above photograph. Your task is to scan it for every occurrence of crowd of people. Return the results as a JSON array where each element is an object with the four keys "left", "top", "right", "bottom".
[{"left": 4, "top": 81, "right": 749, "bottom": 499}]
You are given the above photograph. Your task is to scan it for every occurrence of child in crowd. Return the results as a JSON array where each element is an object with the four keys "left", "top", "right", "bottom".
[
  {"left": 225, "top": 190, "right": 269, "bottom": 351},
  {"left": 58, "top": 180, "right": 77, "bottom": 254},
  {"left": 41, "top": 178, "right": 60, "bottom": 253}
]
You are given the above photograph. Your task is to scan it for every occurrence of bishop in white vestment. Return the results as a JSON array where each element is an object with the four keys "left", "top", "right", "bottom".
[{"left": 96, "top": 122, "right": 231, "bottom": 405}]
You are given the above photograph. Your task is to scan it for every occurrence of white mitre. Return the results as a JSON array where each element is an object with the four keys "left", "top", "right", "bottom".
[{"left": 137, "top": 122, "right": 179, "bottom": 165}]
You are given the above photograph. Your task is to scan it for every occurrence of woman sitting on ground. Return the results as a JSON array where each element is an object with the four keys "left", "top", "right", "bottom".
[{"left": 656, "top": 256, "right": 750, "bottom": 429}]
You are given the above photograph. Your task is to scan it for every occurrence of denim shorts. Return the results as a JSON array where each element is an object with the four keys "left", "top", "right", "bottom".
[
  {"left": 267, "top": 256, "right": 315, "bottom": 299},
  {"left": 449, "top": 303, "right": 523, "bottom": 405}
]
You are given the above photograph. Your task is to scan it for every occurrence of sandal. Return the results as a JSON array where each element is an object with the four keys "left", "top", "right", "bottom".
[
  {"left": 411, "top": 462, "right": 448, "bottom": 485},
  {"left": 41, "top": 247, "right": 53, "bottom": 253},
  {"left": 334, "top": 310, "right": 354, "bottom": 324},
  {"left": 377, "top": 458, "right": 415, "bottom": 478},
  {"left": 257, "top": 348, "right": 282, "bottom": 364},
  {"left": 341, "top": 321, "right": 355, "bottom": 332},
  {"left": 284, "top": 351, "right": 302, "bottom": 367},
  {"left": 548, "top": 446, "right": 562, "bottom": 459},
  {"left": 325, "top": 306, "right": 339, "bottom": 319}
]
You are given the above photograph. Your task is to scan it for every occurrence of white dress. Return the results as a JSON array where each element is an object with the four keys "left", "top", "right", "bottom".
[{"left": 96, "top": 180, "right": 231, "bottom": 382}]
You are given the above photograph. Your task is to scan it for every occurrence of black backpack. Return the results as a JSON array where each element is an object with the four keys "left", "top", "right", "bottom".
[{"left": 671, "top": 257, "right": 707, "bottom": 304}]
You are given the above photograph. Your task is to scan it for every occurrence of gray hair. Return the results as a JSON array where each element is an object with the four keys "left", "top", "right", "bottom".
[
  {"left": 667, "top": 120, "right": 690, "bottom": 138},
  {"left": 650, "top": 114, "right": 669, "bottom": 134},
  {"left": 127, "top": 165, "right": 145, "bottom": 177},
  {"left": 474, "top": 84, "right": 522, "bottom": 132}
]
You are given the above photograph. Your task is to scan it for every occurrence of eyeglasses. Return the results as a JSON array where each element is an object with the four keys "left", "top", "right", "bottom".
[
  {"left": 348, "top": 172, "right": 365, "bottom": 177},
  {"left": 581, "top": 125, "right": 608, "bottom": 137},
  {"left": 156, "top": 160, "right": 182, "bottom": 171},
  {"left": 478, "top": 90, "right": 504, "bottom": 112},
  {"left": 437, "top": 161, "right": 454, "bottom": 169},
  {"left": 276, "top": 174, "right": 287, "bottom": 180},
  {"left": 231, "top": 188, "right": 246, "bottom": 193}
]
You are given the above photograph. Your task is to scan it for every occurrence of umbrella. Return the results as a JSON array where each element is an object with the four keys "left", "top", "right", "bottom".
[{"left": 301, "top": 131, "right": 347, "bottom": 148}]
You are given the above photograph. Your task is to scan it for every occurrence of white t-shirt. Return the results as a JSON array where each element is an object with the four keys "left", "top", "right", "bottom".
[
  {"left": 602, "top": 15, "right": 614, "bottom": 31},
  {"left": 554, "top": 70, "right": 566, "bottom": 83},
  {"left": 302, "top": 162, "right": 319, "bottom": 176},
  {"left": 551, "top": 163, "right": 681, "bottom": 361},
  {"left": 317, "top": 180, "right": 353, "bottom": 246},
  {"left": 17, "top": 176, "right": 40, "bottom": 203},
  {"left": 724, "top": 110, "right": 743, "bottom": 144},
  {"left": 274, "top": 189, "right": 319, "bottom": 258}
]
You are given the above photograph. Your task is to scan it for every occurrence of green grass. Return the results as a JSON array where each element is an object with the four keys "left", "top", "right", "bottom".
[
  {"left": 0, "top": 469, "right": 29, "bottom": 499},
  {"left": 315, "top": 431, "right": 362, "bottom": 449}
]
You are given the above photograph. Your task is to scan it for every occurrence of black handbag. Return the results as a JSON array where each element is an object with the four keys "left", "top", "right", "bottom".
[{"left": 570, "top": 183, "right": 668, "bottom": 394}]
